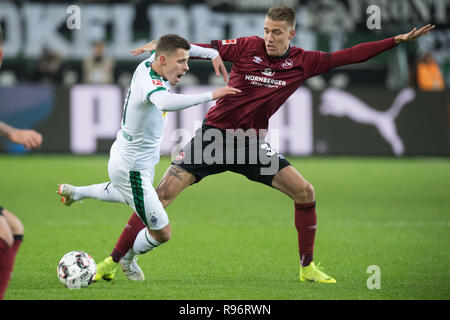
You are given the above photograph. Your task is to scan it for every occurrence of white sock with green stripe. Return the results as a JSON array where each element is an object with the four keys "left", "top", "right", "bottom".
[
  {"left": 131, "top": 228, "right": 161, "bottom": 256},
  {"left": 74, "top": 182, "right": 126, "bottom": 203}
]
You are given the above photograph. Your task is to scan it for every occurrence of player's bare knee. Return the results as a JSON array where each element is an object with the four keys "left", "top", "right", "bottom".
[
  {"left": 294, "top": 182, "right": 315, "bottom": 203},
  {"left": 11, "top": 219, "right": 24, "bottom": 236},
  {"left": 150, "top": 225, "right": 171, "bottom": 243},
  {"left": 11, "top": 215, "right": 24, "bottom": 235},
  {"left": 2, "top": 209, "right": 24, "bottom": 235}
]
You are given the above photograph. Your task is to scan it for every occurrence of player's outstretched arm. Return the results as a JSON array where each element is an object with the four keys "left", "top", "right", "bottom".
[
  {"left": 323, "top": 24, "right": 436, "bottom": 74},
  {"left": 150, "top": 86, "right": 240, "bottom": 112},
  {"left": 394, "top": 24, "right": 435, "bottom": 44},
  {"left": 0, "top": 121, "right": 43, "bottom": 150}
]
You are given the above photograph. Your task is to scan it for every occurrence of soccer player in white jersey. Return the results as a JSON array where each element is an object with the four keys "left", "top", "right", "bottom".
[{"left": 58, "top": 34, "right": 239, "bottom": 281}]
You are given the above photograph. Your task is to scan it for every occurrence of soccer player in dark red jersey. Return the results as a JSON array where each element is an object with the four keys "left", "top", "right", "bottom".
[
  {"left": 0, "top": 26, "right": 43, "bottom": 299},
  {"left": 85, "top": 7, "right": 434, "bottom": 283},
  {"left": 0, "top": 121, "right": 41, "bottom": 299}
]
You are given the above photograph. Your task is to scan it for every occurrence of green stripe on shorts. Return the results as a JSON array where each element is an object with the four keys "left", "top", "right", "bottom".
[{"left": 129, "top": 170, "right": 148, "bottom": 227}]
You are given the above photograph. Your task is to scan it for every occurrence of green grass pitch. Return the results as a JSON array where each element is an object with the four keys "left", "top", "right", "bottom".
[{"left": 0, "top": 155, "right": 449, "bottom": 300}]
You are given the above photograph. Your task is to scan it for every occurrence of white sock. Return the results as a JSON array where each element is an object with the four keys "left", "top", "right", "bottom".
[
  {"left": 73, "top": 182, "right": 125, "bottom": 203},
  {"left": 131, "top": 228, "right": 162, "bottom": 256}
]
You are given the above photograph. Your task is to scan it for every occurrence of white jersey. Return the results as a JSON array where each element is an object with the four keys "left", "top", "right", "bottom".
[
  {"left": 112, "top": 44, "right": 217, "bottom": 170},
  {"left": 115, "top": 53, "right": 169, "bottom": 169}
]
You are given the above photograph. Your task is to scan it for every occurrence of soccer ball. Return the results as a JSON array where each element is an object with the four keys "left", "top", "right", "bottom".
[{"left": 57, "top": 251, "right": 96, "bottom": 289}]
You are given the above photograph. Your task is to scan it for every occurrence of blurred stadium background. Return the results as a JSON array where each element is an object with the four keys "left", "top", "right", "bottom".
[{"left": 0, "top": 0, "right": 449, "bottom": 156}]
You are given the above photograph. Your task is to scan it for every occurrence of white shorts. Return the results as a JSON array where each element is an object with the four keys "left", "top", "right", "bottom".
[{"left": 108, "top": 142, "right": 169, "bottom": 230}]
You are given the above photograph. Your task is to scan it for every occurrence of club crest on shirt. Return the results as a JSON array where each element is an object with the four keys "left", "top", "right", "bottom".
[
  {"left": 261, "top": 68, "right": 275, "bottom": 77},
  {"left": 281, "top": 58, "right": 293, "bottom": 69},
  {"left": 222, "top": 39, "right": 237, "bottom": 45}
]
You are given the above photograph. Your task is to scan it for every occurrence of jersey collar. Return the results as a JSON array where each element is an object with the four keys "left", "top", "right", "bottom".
[{"left": 150, "top": 67, "right": 168, "bottom": 82}]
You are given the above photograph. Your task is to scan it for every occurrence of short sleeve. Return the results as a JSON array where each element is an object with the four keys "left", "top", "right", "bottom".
[{"left": 141, "top": 60, "right": 168, "bottom": 104}]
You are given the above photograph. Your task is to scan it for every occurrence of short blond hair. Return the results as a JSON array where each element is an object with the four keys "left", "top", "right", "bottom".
[{"left": 266, "top": 6, "right": 296, "bottom": 29}]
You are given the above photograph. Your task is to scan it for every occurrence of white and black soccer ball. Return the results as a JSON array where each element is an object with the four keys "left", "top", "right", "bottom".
[{"left": 57, "top": 251, "right": 96, "bottom": 289}]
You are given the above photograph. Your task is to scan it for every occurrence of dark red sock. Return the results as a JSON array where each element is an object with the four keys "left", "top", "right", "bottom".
[
  {"left": 0, "top": 235, "right": 23, "bottom": 300},
  {"left": 294, "top": 202, "right": 317, "bottom": 267},
  {"left": 110, "top": 212, "right": 146, "bottom": 263}
]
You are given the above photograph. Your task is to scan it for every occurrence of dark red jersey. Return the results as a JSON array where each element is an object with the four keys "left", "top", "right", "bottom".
[{"left": 194, "top": 36, "right": 397, "bottom": 131}]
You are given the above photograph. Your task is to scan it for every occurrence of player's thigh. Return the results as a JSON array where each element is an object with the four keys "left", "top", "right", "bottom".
[
  {"left": 1, "top": 208, "right": 24, "bottom": 235},
  {"left": 271, "top": 165, "right": 315, "bottom": 203},
  {"left": 156, "top": 165, "right": 196, "bottom": 208}
]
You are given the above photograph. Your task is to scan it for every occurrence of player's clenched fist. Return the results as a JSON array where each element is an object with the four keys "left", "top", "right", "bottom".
[
  {"left": 212, "top": 86, "right": 241, "bottom": 100},
  {"left": 9, "top": 129, "right": 43, "bottom": 150}
]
